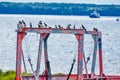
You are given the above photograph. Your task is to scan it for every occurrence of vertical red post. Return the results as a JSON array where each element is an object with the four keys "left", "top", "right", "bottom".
[
  {"left": 36, "top": 33, "right": 51, "bottom": 80},
  {"left": 44, "top": 33, "right": 50, "bottom": 80},
  {"left": 91, "top": 35, "right": 98, "bottom": 77},
  {"left": 98, "top": 32, "right": 103, "bottom": 76},
  {"left": 36, "top": 34, "right": 43, "bottom": 78},
  {"left": 15, "top": 32, "right": 26, "bottom": 80},
  {"left": 75, "top": 34, "right": 84, "bottom": 80}
]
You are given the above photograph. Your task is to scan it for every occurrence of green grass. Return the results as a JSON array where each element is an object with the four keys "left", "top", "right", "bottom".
[
  {"left": 0, "top": 69, "right": 68, "bottom": 80},
  {"left": 0, "top": 69, "right": 32, "bottom": 80},
  {"left": 0, "top": 69, "right": 15, "bottom": 80}
]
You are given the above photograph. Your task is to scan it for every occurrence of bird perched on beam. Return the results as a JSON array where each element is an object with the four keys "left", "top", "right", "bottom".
[
  {"left": 73, "top": 25, "right": 75, "bottom": 29},
  {"left": 67, "top": 24, "right": 71, "bottom": 29},
  {"left": 58, "top": 25, "right": 61, "bottom": 29},
  {"left": 17, "top": 21, "right": 23, "bottom": 28},
  {"left": 55, "top": 25, "right": 57, "bottom": 28},
  {"left": 82, "top": 24, "right": 86, "bottom": 31},
  {"left": 93, "top": 28, "right": 98, "bottom": 32},
  {"left": 44, "top": 22, "right": 47, "bottom": 28},
  {"left": 22, "top": 20, "right": 26, "bottom": 27},
  {"left": 49, "top": 27, "right": 51, "bottom": 29},
  {"left": 38, "top": 21, "right": 43, "bottom": 28},
  {"left": 19, "top": 21, "right": 22, "bottom": 25},
  {"left": 30, "top": 22, "right": 32, "bottom": 28}
]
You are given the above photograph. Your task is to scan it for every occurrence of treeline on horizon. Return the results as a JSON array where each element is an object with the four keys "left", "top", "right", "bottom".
[{"left": 0, "top": 2, "right": 120, "bottom": 16}]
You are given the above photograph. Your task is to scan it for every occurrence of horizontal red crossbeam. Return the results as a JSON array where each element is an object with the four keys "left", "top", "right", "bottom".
[
  {"left": 21, "top": 74, "right": 120, "bottom": 80},
  {"left": 16, "top": 27, "right": 99, "bottom": 35}
]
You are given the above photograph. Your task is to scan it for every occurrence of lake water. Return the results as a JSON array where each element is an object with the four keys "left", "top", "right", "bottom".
[{"left": 0, "top": 14, "right": 120, "bottom": 75}]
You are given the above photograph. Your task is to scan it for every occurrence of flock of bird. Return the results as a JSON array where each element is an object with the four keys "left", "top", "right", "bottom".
[{"left": 17, "top": 20, "right": 98, "bottom": 31}]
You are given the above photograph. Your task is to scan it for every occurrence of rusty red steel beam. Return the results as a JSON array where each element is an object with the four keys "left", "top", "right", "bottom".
[
  {"left": 16, "top": 27, "right": 100, "bottom": 35},
  {"left": 107, "top": 75, "right": 120, "bottom": 80},
  {"left": 21, "top": 74, "right": 120, "bottom": 80},
  {"left": 15, "top": 32, "right": 26, "bottom": 80}
]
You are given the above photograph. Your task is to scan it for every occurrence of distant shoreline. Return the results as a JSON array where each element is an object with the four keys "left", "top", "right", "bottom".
[{"left": 0, "top": 2, "right": 120, "bottom": 16}]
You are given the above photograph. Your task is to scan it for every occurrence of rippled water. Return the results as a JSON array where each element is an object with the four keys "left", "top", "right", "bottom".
[{"left": 0, "top": 14, "right": 120, "bottom": 75}]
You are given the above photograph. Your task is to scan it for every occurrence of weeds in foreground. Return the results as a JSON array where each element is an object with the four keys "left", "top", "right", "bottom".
[{"left": 0, "top": 69, "right": 15, "bottom": 80}]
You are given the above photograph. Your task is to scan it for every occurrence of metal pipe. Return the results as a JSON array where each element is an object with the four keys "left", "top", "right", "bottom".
[
  {"left": 91, "top": 35, "right": 98, "bottom": 76},
  {"left": 36, "top": 34, "right": 43, "bottom": 79}
]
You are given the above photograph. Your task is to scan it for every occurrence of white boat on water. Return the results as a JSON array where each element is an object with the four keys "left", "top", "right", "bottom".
[{"left": 89, "top": 11, "right": 100, "bottom": 18}]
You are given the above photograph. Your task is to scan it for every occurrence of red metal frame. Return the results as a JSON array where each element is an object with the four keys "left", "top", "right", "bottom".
[{"left": 15, "top": 27, "right": 120, "bottom": 80}]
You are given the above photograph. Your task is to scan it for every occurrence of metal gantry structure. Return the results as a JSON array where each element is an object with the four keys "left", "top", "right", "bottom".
[{"left": 15, "top": 22, "right": 120, "bottom": 80}]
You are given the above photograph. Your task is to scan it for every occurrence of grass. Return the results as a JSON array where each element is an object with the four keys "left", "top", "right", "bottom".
[
  {"left": 0, "top": 69, "right": 32, "bottom": 80},
  {"left": 0, "top": 69, "right": 15, "bottom": 80},
  {"left": 0, "top": 69, "right": 69, "bottom": 80}
]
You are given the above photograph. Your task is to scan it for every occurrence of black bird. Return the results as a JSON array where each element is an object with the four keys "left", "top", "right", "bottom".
[
  {"left": 67, "top": 24, "right": 71, "bottom": 29},
  {"left": 68, "top": 24, "right": 71, "bottom": 27},
  {"left": 82, "top": 25, "right": 86, "bottom": 31},
  {"left": 49, "top": 27, "right": 51, "bottom": 28},
  {"left": 22, "top": 20, "right": 26, "bottom": 27},
  {"left": 73, "top": 25, "right": 75, "bottom": 29},
  {"left": 55, "top": 25, "right": 57, "bottom": 28},
  {"left": 93, "top": 28, "right": 98, "bottom": 32},
  {"left": 39, "top": 21, "right": 42, "bottom": 24},
  {"left": 38, "top": 24, "right": 40, "bottom": 28},
  {"left": 17, "top": 21, "right": 22, "bottom": 28},
  {"left": 30, "top": 22, "right": 32, "bottom": 28},
  {"left": 38, "top": 21, "right": 43, "bottom": 28},
  {"left": 19, "top": 21, "right": 22, "bottom": 24},
  {"left": 44, "top": 22, "right": 47, "bottom": 27},
  {"left": 58, "top": 25, "right": 61, "bottom": 28}
]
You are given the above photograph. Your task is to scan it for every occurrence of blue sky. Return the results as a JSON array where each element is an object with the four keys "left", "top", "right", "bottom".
[{"left": 0, "top": 0, "right": 120, "bottom": 5}]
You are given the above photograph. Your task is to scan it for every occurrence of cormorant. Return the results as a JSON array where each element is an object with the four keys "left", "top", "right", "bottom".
[
  {"left": 73, "top": 25, "right": 75, "bottom": 29},
  {"left": 22, "top": 20, "right": 26, "bottom": 27},
  {"left": 93, "top": 28, "right": 98, "bottom": 32},
  {"left": 68, "top": 24, "right": 71, "bottom": 27},
  {"left": 38, "top": 21, "right": 43, "bottom": 28},
  {"left": 19, "top": 21, "right": 22, "bottom": 24},
  {"left": 67, "top": 24, "right": 71, "bottom": 29},
  {"left": 30, "top": 22, "right": 32, "bottom": 28},
  {"left": 58, "top": 25, "right": 61, "bottom": 28},
  {"left": 44, "top": 22, "right": 47, "bottom": 27},
  {"left": 49, "top": 27, "right": 51, "bottom": 28},
  {"left": 17, "top": 21, "right": 22, "bottom": 28},
  {"left": 82, "top": 25, "right": 86, "bottom": 31},
  {"left": 55, "top": 25, "right": 57, "bottom": 28}
]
